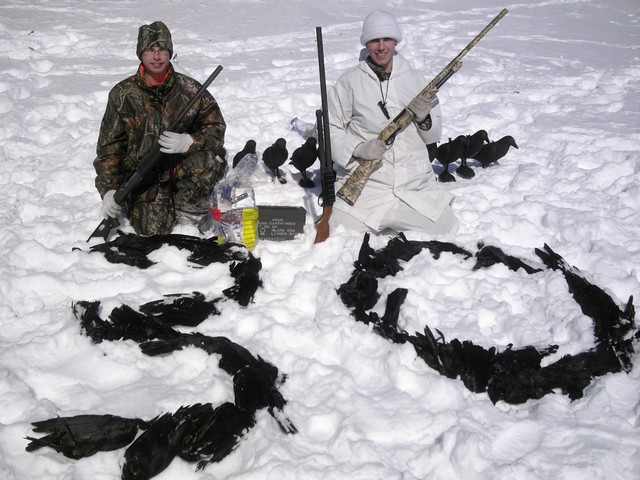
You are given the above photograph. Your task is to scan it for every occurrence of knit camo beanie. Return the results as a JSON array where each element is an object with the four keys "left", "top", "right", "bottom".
[
  {"left": 136, "top": 21, "right": 173, "bottom": 60},
  {"left": 360, "top": 10, "right": 403, "bottom": 45}
]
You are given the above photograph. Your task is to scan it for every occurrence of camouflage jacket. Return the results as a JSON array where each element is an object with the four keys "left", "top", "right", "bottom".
[{"left": 94, "top": 64, "right": 226, "bottom": 197}]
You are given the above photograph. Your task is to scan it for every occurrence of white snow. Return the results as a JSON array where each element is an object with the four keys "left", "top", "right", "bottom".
[{"left": 0, "top": 1, "right": 639, "bottom": 479}]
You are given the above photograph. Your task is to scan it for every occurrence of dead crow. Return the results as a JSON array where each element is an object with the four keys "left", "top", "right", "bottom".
[
  {"left": 408, "top": 325, "right": 498, "bottom": 393},
  {"left": 177, "top": 402, "right": 255, "bottom": 471},
  {"left": 25, "top": 414, "right": 147, "bottom": 460},
  {"left": 138, "top": 292, "right": 221, "bottom": 327},
  {"left": 409, "top": 326, "right": 560, "bottom": 399},
  {"left": 233, "top": 365, "right": 297, "bottom": 434},
  {"left": 354, "top": 232, "right": 404, "bottom": 277},
  {"left": 471, "top": 135, "right": 518, "bottom": 168},
  {"left": 473, "top": 243, "right": 542, "bottom": 274},
  {"left": 139, "top": 332, "right": 281, "bottom": 384},
  {"left": 121, "top": 410, "right": 190, "bottom": 480},
  {"left": 487, "top": 345, "right": 619, "bottom": 404},
  {"left": 222, "top": 253, "right": 263, "bottom": 306},
  {"left": 384, "top": 232, "right": 473, "bottom": 262},
  {"left": 535, "top": 244, "right": 637, "bottom": 370},
  {"left": 72, "top": 300, "right": 180, "bottom": 344},
  {"left": 337, "top": 270, "right": 380, "bottom": 311},
  {"left": 81, "top": 231, "right": 248, "bottom": 269},
  {"left": 262, "top": 138, "right": 288, "bottom": 184},
  {"left": 289, "top": 137, "right": 318, "bottom": 188},
  {"left": 354, "top": 288, "right": 409, "bottom": 344}
]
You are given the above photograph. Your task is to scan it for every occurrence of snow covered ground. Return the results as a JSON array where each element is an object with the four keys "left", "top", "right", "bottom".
[{"left": 1, "top": 0, "right": 639, "bottom": 479}]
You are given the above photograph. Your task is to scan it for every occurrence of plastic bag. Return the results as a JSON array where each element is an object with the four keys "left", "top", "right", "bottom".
[
  {"left": 290, "top": 117, "right": 317, "bottom": 140},
  {"left": 208, "top": 162, "right": 259, "bottom": 249}
]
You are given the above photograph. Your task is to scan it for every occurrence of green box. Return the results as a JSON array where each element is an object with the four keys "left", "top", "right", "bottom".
[{"left": 257, "top": 206, "right": 307, "bottom": 241}]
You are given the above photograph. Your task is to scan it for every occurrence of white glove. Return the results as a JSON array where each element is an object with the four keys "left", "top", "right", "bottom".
[
  {"left": 102, "top": 190, "right": 123, "bottom": 219},
  {"left": 158, "top": 131, "right": 194, "bottom": 154},
  {"left": 353, "top": 139, "right": 386, "bottom": 160},
  {"left": 407, "top": 95, "right": 432, "bottom": 123}
]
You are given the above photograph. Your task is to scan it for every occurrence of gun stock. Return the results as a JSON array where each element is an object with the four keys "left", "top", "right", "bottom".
[
  {"left": 336, "top": 9, "right": 508, "bottom": 206},
  {"left": 86, "top": 65, "right": 224, "bottom": 242},
  {"left": 313, "top": 26, "right": 335, "bottom": 244}
]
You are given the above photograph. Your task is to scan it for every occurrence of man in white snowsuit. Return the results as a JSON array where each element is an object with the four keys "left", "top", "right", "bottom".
[{"left": 328, "top": 10, "right": 458, "bottom": 235}]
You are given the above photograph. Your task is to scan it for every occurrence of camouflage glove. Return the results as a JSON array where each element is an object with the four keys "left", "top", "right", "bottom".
[
  {"left": 353, "top": 139, "right": 386, "bottom": 160},
  {"left": 102, "top": 190, "right": 123, "bottom": 219},
  {"left": 407, "top": 95, "right": 432, "bottom": 123},
  {"left": 158, "top": 131, "right": 194, "bottom": 154}
]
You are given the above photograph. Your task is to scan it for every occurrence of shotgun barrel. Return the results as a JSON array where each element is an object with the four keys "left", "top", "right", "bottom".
[{"left": 313, "top": 26, "right": 335, "bottom": 244}]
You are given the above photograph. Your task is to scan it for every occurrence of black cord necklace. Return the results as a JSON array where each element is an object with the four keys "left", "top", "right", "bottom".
[
  {"left": 366, "top": 56, "right": 391, "bottom": 119},
  {"left": 377, "top": 77, "right": 390, "bottom": 119}
]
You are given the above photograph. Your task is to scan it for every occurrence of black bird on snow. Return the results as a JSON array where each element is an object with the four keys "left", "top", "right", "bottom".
[
  {"left": 487, "top": 344, "right": 620, "bottom": 404},
  {"left": 121, "top": 409, "right": 192, "bottom": 480},
  {"left": 337, "top": 269, "right": 380, "bottom": 311},
  {"left": 25, "top": 414, "right": 148, "bottom": 460},
  {"left": 408, "top": 324, "right": 498, "bottom": 393},
  {"left": 408, "top": 325, "right": 560, "bottom": 400},
  {"left": 471, "top": 135, "right": 518, "bottom": 168},
  {"left": 82, "top": 231, "right": 248, "bottom": 269},
  {"left": 353, "top": 287, "right": 409, "bottom": 344},
  {"left": 458, "top": 129, "right": 490, "bottom": 179},
  {"left": 139, "top": 331, "right": 280, "bottom": 381},
  {"left": 72, "top": 299, "right": 180, "bottom": 344},
  {"left": 262, "top": 138, "right": 288, "bottom": 184},
  {"left": 384, "top": 231, "right": 473, "bottom": 262},
  {"left": 473, "top": 242, "right": 542, "bottom": 274},
  {"left": 535, "top": 243, "right": 637, "bottom": 370},
  {"left": 354, "top": 232, "right": 404, "bottom": 277},
  {"left": 233, "top": 364, "right": 298, "bottom": 434},
  {"left": 222, "top": 252, "right": 263, "bottom": 307},
  {"left": 177, "top": 402, "right": 255, "bottom": 472},
  {"left": 289, "top": 137, "right": 318, "bottom": 188},
  {"left": 435, "top": 135, "right": 469, "bottom": 182},
  {"left": 138, "top": 291, "right": 221, "bottom": 327},
  {"left": 232, "top": 139, "right": 257, "bottom": 168}
]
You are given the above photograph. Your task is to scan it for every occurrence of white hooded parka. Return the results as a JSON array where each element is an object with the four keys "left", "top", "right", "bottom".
[{"left": 328, "top": 54, "right": 455, "bottom": 232}]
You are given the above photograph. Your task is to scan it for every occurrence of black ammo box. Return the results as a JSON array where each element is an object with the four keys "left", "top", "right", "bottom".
[{"left": 257, "top": 206, "right": 306, "bottom": 241}]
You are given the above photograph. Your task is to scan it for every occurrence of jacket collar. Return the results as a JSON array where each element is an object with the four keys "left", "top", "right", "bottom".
[
  {"left": 359, "top": 53, "right": 409, "bottom": 81},
  {"left": 365, "top": 56, "right": 391, "bottom": 82},
  {"left": 135, "top": 63, "right": 175, "bottom": 94}
]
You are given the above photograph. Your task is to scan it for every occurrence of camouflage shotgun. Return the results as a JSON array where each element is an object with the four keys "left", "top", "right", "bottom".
[
  {"left": 336, "top": 8, "right": 508, "bottom": 206},
  {"left": 86, "top": 65, "right": 223, "bottom": 242},
  {"left": 313, "top": 26, "right": 335, "bottom": 243}
]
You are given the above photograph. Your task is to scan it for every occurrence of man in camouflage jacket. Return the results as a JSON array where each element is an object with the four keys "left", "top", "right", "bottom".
[{"left": 94, "top": 21, "right": 226, "bottom": 236}]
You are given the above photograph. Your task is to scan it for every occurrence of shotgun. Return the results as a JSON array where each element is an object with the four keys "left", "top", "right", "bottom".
[
  {"left": 336, "top": 9, "right": 508, "bottom": 206},
  {"left": 86, "top": 65, "right": 224, "bottom": 242},
  {"left": 313, "top": 26, "right": 335, "bottom": 243}
]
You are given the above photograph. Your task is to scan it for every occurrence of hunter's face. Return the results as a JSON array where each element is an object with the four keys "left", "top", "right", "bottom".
[
  {"left": 141, "top": 44, "right": 170, "bottom": 78},
  {"left": 366, "top": 37, "right": 397, "bottom": 72}
]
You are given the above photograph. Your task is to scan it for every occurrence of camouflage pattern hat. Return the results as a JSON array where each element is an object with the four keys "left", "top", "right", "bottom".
[{"left": 136, "top": 21, "right": 173, "bottom": 60}]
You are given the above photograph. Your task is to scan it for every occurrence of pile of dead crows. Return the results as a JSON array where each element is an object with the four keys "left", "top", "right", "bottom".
[
  {"left": 338, "top": 233, "right": 638, "bottom": 403},
  {"left": 26, "top": 231, "right": 638, "bottom": 479}
]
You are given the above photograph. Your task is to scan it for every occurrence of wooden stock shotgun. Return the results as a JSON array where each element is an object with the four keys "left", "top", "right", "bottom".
[{"left": 313, "top": 26, "right": 335, "bottom": 243}]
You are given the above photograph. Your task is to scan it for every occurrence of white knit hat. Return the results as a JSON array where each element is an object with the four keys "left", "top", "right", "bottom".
[{"left": 360, "top": 10, "right": 403, "bottom": 45}]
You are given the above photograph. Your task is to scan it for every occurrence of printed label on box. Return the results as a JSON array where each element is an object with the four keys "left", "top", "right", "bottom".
[{"left": 257, "top": 206, "right": 306, "bottom": 241}]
